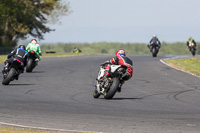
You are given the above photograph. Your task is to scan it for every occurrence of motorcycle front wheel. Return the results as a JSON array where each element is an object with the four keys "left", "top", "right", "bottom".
[
  {"left": 191, "top": 48, "right": 196, "bottom": 56},
  {"left": 152, "top": 48, "right": 157, "bottom": 57},
  {"left": 93, "top": 87, "right": 101, "bottom": 99}
]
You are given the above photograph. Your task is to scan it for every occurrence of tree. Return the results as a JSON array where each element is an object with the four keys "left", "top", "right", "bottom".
[{"left": 0, "top": 0, "right": 70, "bottom": 47}]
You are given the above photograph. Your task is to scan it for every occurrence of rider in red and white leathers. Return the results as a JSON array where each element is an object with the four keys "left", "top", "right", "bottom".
[{"left": 101, "top": 50, "right": 133, "bottom": 92}]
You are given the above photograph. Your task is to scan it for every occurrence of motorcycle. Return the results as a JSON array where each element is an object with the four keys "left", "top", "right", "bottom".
[
  {"left": 151, "top": 43, "right": 160, "bottom": 57},
  {"left": 188, "top": 41, "right": 196, "bottom": 56},
  {"left": 2, "top": 58, "right": 24, "bottom": 85},
  {"left": 93, "top": 64, "right": 130, "bottom": 99},
  {"left": 26, "top": 51, "right": 37, "bottom": 72}
]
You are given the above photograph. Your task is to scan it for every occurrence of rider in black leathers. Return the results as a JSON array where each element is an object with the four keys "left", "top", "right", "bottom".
[
  {"left": 3, "top": 45, "right": 28, "bottom": 79},
  {"left": 148, "top": 34, "right": 161, "bottom": 51}
]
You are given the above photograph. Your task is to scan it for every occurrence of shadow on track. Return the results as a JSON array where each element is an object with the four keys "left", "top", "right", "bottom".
[
  {"left": 99, "top": 97, "right": 142, "bottom": 100},
  {"left": 8, "top": 84, "right": 35, "bottom": 86},
  {"left": 28, "top": 71, "right": 45, "bottom": 73}
]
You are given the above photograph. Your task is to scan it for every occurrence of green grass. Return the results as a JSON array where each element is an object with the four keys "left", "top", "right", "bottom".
[
  {"left": 0, "top": 55, "right": 7, "bottom": 64},
  {"left": 0, "top": 127, "right": 48, "bottom": 133},
  {"left": 164, "top": 58, "right": 200, "bottom": 76}
]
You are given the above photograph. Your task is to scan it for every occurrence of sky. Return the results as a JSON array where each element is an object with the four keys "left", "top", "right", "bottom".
[{"left": 41, "top": 0, "right": 200, "bottom": 43}]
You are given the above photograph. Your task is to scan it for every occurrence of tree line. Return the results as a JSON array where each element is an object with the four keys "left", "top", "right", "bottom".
[{"left": 0, "top": 0, "right": 70, "bottom": 47}]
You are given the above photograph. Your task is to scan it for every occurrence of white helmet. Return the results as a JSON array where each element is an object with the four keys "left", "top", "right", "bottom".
[
  {"left": 31, "top": 39, "right": 37, "bottom": 44},
  {"left": 153, "top": 34, "right": 157, "bottom": 38}
]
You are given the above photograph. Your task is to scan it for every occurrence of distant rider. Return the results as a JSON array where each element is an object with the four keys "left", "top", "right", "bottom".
[
  {"left": 187, "top": 37, "right": 196, "bottom": 50},
  {"left": 3, "top": 45, "right": 28, "bottom": 79},
  {"left": 100, "top": 50, "right": 133, "bottom": 92},
  {"left": 26, "top": 39, "right": 42, "bottom": 65},
  {"left": 148, "top": 34, "right": 161, "bottom": 51},
  {"left": 73, "top": 47, "right": 82, "bottom": 53}
]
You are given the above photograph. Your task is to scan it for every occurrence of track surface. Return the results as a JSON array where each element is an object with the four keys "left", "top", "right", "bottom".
[{"left": 0, "top": 55, "right": 200, "bottom": 133}]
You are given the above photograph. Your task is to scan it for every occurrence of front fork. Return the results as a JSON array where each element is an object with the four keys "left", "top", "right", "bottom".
[{"left": 2, "top": 62, "right": 10, "bottom": 78}]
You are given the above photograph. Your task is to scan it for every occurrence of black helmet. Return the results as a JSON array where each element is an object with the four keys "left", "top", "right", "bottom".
[{"left": 18, "top": 45, "right": 26, "bottom": 50}]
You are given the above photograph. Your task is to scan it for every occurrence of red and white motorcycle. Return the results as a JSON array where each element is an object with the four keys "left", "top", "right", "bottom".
[{"left": 93, "top": 64, "right": 130, "bottom": 99}]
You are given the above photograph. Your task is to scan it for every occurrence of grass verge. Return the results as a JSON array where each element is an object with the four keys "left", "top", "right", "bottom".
[
  {"left": 0, "top": 53, "right": 83, "bottom": 64},
  {"left": 0, "top": 55, "right": 7, "bottom": 64},
  {"left": 164, "top": 58, "right": 200, "bottom": 76},
  {"left": 0, "top": 52, "right": 104, "bottom": 63},
  {"left": 0, "top": 126, "right": 48, "bottom": 133}
]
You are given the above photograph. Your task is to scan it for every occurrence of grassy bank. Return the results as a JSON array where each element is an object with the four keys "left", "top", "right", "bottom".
[
  {"left": 164, "top": 58, "right": 200, "bottom": 76},
  {"left": 0, "top": 126, "right": 48, "bottom": 133},
  {"left": 0, "top": 55, "right": 7, "bottom": 64}
]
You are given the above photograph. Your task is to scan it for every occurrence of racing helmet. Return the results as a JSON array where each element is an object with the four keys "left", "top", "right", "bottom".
[
  {"left": 116, "top": 50, "right": 126, "bottom": 56},
  {"left": 153, "top": 34, "right": 157, "bottom": 38},
  {"left": 31, "top": 39, "right": 37, "bottom": 44},
  {"left": 18, "top": 45, "right": 26, "bottom": 50}
]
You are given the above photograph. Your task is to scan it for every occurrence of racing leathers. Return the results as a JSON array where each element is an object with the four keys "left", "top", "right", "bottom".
[
  {"left": 148, "top": 37, "right": 161, "bottom": 51},
  {"left": 187, "top": 38, "right": 196, "bottom": 50},
  {"left": 4, "top": 48, "right": 28, "bottom": 75},
  {"left": 26, "top": 42, "right": 42, "bottom": 60},
  {"left": 101, "top": 55, "right": 133, "bottom": 91}
]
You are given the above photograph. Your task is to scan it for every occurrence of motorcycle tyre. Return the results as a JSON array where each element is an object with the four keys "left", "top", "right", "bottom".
[
  {"left": 93, "top": 87, "right": 101, "bottom": 99},
  {"left": 191, "top": 48, "right": 195, "bottom": 56},
  {"left": 104, "top": 77, "right": 120, "bottom": 99},
  {"left": 26, "top": 59, "right": 34, "bottom": 72},
  {"left": 152, "top": 48, "right": 157, "bottom": 57},
  {"left": 2, "top": 68, "right": 16, "bottom": 85}
]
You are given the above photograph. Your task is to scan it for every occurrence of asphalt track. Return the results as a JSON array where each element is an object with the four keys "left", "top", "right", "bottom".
[{"left": 0, "top": 55, "right": 200, "bottom": 133}]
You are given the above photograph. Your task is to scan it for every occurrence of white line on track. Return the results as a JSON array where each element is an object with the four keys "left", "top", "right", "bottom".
[
  {"left": 0, "top": 122, "right": 102, "bottom": 133},
  {"left": 160, "top": 56, "right": 200, "bottom": 78}
]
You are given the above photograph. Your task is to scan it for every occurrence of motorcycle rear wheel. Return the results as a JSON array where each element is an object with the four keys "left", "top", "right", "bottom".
[
  {"left": 104, "top": 78, "right": 119, "bottom": 99},
  {"left": 26, "top": 59, "right": 34, "bottom": 72},
  {"left": 2, "top": 68, "right": 16, "bottom": 85}
]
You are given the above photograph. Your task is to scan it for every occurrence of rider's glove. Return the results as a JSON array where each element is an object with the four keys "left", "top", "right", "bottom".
[
  {"left": 101, "top": 61, "right": 110, "bottom": 66},
  {"left": 100, "top": 63, "right": 105, "bottom": 66}
]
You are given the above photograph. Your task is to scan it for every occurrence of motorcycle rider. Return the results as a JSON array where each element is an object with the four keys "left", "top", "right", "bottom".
[
  {"left": 100, "top": 50, "right": 133, "bottom": 92},
  {"left": 187, "top": 37, "right": 196, "bottom": 50},
  {"left": 3, "top": 45, "right": 28, "bottom": 80},
  {"left": 26, "top": 39, "right": 42, "bottom": 65},
  {"left": 148, "top": 34, "right": 161, "bottom": 51},
  {"left": 73, "top": 47, "right": 82, "bottom": 53}
]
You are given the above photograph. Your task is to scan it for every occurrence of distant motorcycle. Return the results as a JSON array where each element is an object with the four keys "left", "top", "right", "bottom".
[
  {"left": 26, "top": 51, "right": 37, "bottom": 72},
  {"left": 2, "top": 58, "right": 24, "bottom": 85},
  {"left": 188, "top": 41, "right": 196, "bottom": 56},
  {"left": 151, "top": 43, "right": 160, "bottom": 57},
  {"left": 93, "top": 64, "right": 130, "bottom": 99}
]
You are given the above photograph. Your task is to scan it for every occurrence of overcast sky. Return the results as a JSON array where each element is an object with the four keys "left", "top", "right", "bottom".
[{"left": 41, "top": 0, "right": 200, "bottom": 43}]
